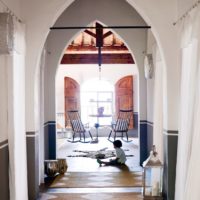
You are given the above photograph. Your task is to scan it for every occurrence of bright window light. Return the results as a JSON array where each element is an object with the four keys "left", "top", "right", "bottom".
[{"left": 81, "top": 78, "right": 114, "bottom": 126}]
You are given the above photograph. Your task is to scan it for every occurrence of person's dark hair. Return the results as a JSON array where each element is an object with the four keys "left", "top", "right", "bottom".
[{"left": 113, "top": 140, "right": 122, "bottom": 148}]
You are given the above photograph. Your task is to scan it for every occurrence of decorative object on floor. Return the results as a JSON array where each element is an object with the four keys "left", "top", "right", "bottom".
[
  {"left": 50, "top": 171, "right": 143, "bottom": 188},
  {"left": 44, "top": 160, "right": 59, "bottom": 177},
  {"left": 94, "top": 153, "right": 105, "bottom": 159},
  {"left": 69, "top": 149, "right": 114, "bottom": 159},
  {"left": 142, "top": 145, "right": 163, "bottom": 200},
  {"left": 57, "top": 158, "right": 68, "bottom": 174}
]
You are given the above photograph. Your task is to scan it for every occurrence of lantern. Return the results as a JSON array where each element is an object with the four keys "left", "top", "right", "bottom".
[{"left": 142, "top": 145, "right": 163, "bottom": 200}]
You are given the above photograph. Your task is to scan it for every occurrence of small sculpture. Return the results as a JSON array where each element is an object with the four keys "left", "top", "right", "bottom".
[{"left": 97, "top": 107, "right": 104, "bottom": 116}]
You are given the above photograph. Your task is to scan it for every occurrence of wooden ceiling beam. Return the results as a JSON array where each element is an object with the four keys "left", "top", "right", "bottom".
[
  {"left": 84, "top": 30, "right": 96, "bottom": 38},
  {"left": 61, "top": 53, "right": 134, "bottom": 64},
  {"left": 66, "top": 45, "right": 128, "bottom": 52},
  {"left": 102, "top": 31, "right": 113, "bottom": 39}
]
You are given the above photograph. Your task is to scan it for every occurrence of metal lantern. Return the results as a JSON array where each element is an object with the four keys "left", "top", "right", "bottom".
[{"left": 142, "top": 146, "right": 163, "bottom": 200}]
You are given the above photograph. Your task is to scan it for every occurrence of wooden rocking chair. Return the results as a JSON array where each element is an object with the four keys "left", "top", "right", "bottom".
[
  {"left": 108, "top": 109, "right": 133, "bottom": 142},
  {"left": 67, "top": 110, "right": 93, "bottom": 143}
]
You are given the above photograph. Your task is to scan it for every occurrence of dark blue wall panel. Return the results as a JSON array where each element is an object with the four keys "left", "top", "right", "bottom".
[
  {"left": 163, "top": 132, "right": 178, "bottom": 200},
  {"left": 140, "top": 122, "right": 148, "bottom": 165},
  {"left": 0, "top": 142, "right": 9, "bottom": 200},
  {"left": 44, "top": 121, "right": 56, "bottom": 159},
  {"left": 139, "top": 121, "right": 153, "bottom": 165}
]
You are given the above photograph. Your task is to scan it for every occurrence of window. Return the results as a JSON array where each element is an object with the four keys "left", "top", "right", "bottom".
[{"left": 81, "top": 79, "right": 114, "bottom": 126}]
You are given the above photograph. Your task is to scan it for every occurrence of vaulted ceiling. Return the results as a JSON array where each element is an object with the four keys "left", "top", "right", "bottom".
[{"left": 61, "top": 22, "right": 134, "bottom": 64}]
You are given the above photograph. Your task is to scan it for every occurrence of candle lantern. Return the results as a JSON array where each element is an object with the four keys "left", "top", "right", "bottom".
[{"left": 142, "top": 145, "right": 163, "bottom": 200}]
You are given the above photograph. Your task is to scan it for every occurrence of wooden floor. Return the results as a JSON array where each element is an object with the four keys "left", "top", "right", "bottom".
[{"left": 39, "top": 136, "right": 143, "bottom": 200}]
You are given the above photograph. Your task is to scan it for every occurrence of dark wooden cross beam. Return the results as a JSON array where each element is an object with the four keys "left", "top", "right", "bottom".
[
  {"left": 50, "top": 25, "right": 151, "bottom": 30},
  {"left": 96, "top": 23, "right": 102, "bottom": 67},
  {"left": 83, "top": 22, "right": 114, "bottom": 67}
]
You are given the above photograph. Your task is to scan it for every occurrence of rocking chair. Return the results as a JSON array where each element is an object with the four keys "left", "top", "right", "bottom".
[
  {"left": 108, "top": 109, "right": 133, "bottom": 142},
  {"left": 67, "top": 110, "right": 93, "bottom": 143}
]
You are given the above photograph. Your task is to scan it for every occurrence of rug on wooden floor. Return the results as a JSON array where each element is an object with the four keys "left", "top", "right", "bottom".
[
  {"left": 39, "top": 192, "right": 143, "bottom": 200},
  {"left": 67, "top": 148, "right": 134, "bottom": 159},
  {"left": 50, "top": 171, "right": 142, "bottom": 188}
]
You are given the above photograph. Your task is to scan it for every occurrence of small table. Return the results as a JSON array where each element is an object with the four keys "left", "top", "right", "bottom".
[
  {"left": 90, "top": 123, "right": 100, "bottom": 143},
  {"left": 89, "top": 114, "right": 112, "bottom": 118},
  {"left": 89, "top": 114, "right": 112, "bottom": 143},
  {"left": 89, "top": 114, "right": 112, "bottom": 126}
]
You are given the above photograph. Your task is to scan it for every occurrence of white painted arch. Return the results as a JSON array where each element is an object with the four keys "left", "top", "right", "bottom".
[{"left": 23, "top": 0, "right": 179, "bottom": 132}]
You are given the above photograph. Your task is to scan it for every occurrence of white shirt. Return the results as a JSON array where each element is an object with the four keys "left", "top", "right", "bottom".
[{"left": 115, "top": 148, "right": 127, "bottom": 164}]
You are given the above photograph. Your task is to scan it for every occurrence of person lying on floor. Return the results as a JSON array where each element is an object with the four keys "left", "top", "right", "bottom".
[{"left": 97, "top": 140, "right": 126, "bottom": 166}]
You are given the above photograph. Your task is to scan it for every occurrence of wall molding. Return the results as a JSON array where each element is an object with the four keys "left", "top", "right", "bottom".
[
  {"left": 140, "top": 120, "right": 153, "bottom": 126},
  {"left": 163, "top": 129, "right": 178, "bottom": 136},
  {"left": 44, "top": 121, "right": 56, "bottom": 127},
  {"left": 139, "top": 121, "right": 179, "bottom": 135},
  {"left": 0, "top": 139, "right": 8, "bottom": 149},
  {"left": 26, "top": 131, "right": 38, "bottom": 137}
]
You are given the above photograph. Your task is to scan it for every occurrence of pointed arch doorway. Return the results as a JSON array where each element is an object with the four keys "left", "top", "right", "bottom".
[{"left": 54, "top": 21, "right": 140, "bottom": 194}]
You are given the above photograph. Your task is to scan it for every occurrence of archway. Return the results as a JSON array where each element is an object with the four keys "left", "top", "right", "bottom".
[
  {"left": 54, "top": 21, "right": 139, "bottom": 174},
  {"left": 42, "top": 0, "right": 152, "bottom": 192}
]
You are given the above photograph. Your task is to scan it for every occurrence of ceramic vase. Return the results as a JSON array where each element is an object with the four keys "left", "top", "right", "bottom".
[
  {"left": 57, "top": 158, "right": 68, "bottom": 174},
  {"left": 44, "top": 160, "right": 58, "bottom": 177}
]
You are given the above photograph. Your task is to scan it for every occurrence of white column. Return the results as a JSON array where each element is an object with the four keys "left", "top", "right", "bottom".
[{"left": 0, "top": 14, "right": 28, "bottom": 200}]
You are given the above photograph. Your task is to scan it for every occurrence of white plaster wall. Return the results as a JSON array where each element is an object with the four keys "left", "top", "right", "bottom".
[
  {"left": 22, "top": 0, "right": 75, "bottom": 130},
  {"left": 147, "top": 30, "right": 156, "bottom": 54},
  {"left": 45, "top": 0, "right": 147, "bottom": 123},
  {"left": 133, "top": 75, "right": 139, "bottom": 114},
  {"left": 146, "top": 30, "right": 156, "bottom": 122},
  {"left": 11, "top": 53, "right": 27, "bottom": 200},
  {"left": 39, "top": 48, "right": 46, "bottom": 183},
  {"left": 0, "top": 0, "right": 22, "bottom": 18},
  {"left": 0, "top": 56, "right": 8, "bottom": 142},
  {"left": 177, "top": 0, "right": 197, "bottom": 18},
  {"left": 147, "top": 79, "right": 154, "bottom": 122},
  {"left": 56, "top": 64, "right": 138, "bottom": 113},
  {"left": 127, "top": 0, "right": 180, "bottom": 130},
  {"left": 3, "top": 53, "right": 27, "bottom": 200},
  {"left": 0, "top": 7, "right": 28, "bottom": 198}
]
